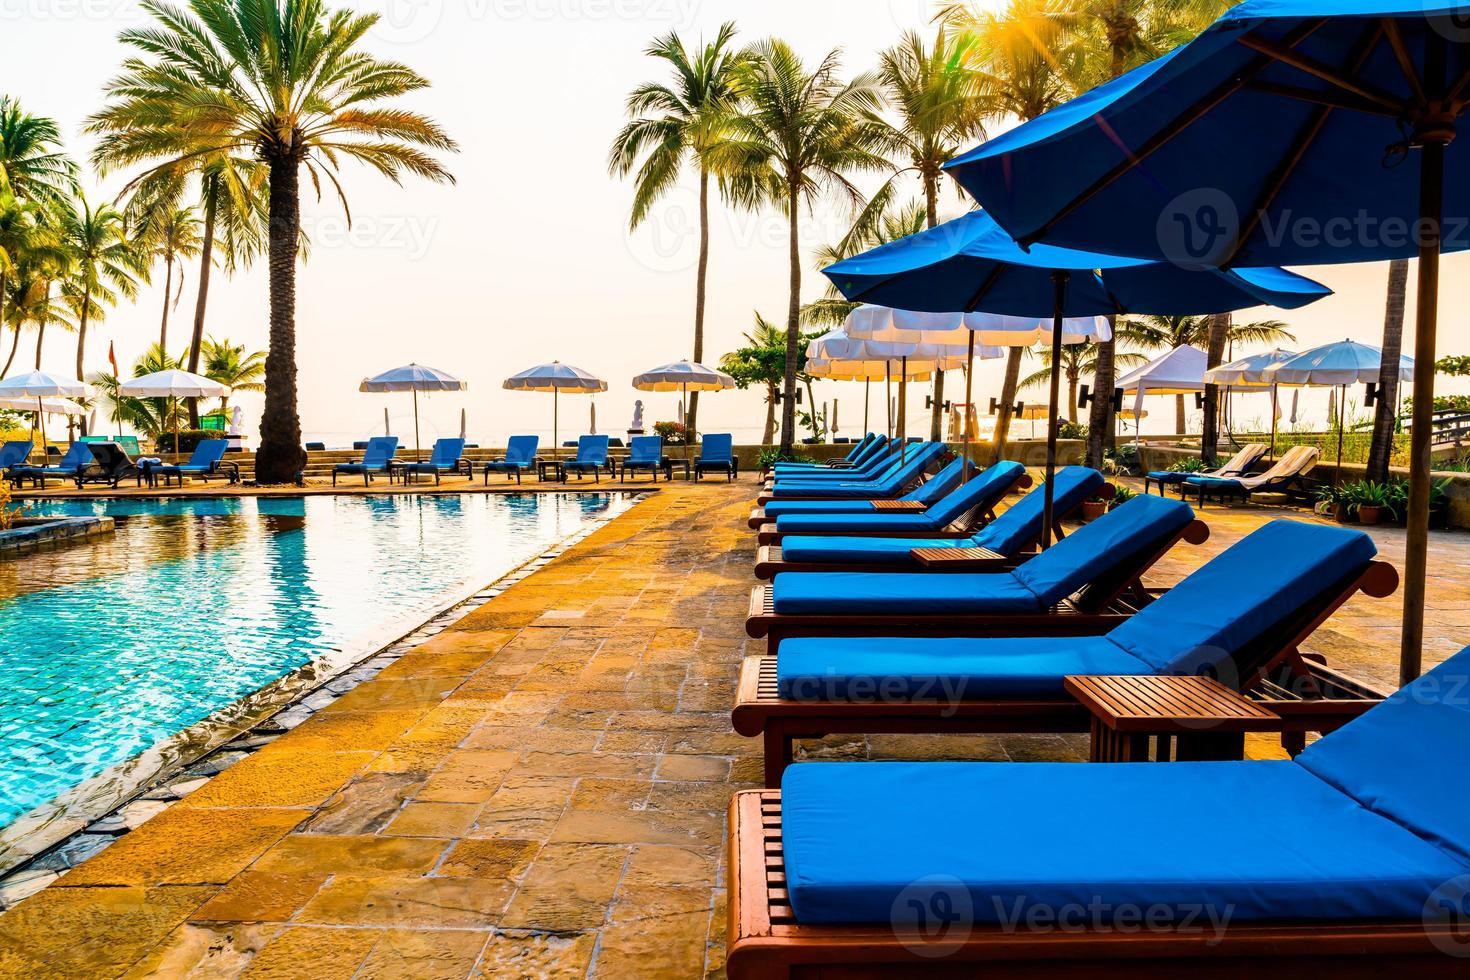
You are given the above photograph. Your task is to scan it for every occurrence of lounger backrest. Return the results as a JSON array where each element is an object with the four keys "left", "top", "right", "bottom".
[
  {"left": 628, "top": 435, "right": 663, "bottom": 463},
  {"left": 1011, "top": 494, "right": 1195, "bottom": 605},
  {"left": 58, "top": 442, "right": 93, "bottom": 468},
  {"left": 363, "top": 436, "right": 399, "bottom": 466},
  {"left": 0, "top": 441, "right": 32, "bottom": 466},
  {"left": 1218, "top": 443, "right": 1267, "bottom": 476},
  {"left": 903, "top": 457, "right": 966, "bottom": 504},
  {"left": 577, "top": 435, "right": 609, "bottom": 463},
  {"left": 1296, "top": 644, "right": 1470, "bottom": 864},
  {"left": 972, "top": 466, "right": 1105, "bottom": 556},
  {"left": 428, "top": 438, "right": 465, "bottom": 466},
  {"left": 927, "top": 460, "right": 1025, "bottom": 525},
  {"left": 87, "top": 441, "right": 129, "bottom": 472},
  {"left": 1108, "top": 519, "right": 1377, "bottom": 673},
  {"left": 1249, "top": 444, "right": 1316, "bottom": 484},
  {"left": 699, "top": 433, "right": 733, "bottom": 462},
  {"left": 505, "top": 435, "right": 538, "bottom": 464},
  {"left": 850, "top": 434, "right": 887, "bottom": 466},
  {"left": 187, "top": 439, "right": 228, "bottom": 468},
  {"left": 844, "top": 433, "right": 875, "bottom": 461}
]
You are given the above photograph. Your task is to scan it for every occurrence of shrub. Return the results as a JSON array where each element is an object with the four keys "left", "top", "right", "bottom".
[
  {"left": 1103, "top": 446, "right": 1139, "bottom": 476},
  {"left": 0, "top": 480, "right": 13, "bottom": 532},
  {"left": 1109, "top": 486, "right": 1138, "bottom": 509},
  {"left": 156, "top": 429, "right": 221, "bottom": 453},
  {"left": 653, "top": 421, "right": 692, "bottom": 446},
  {"left": 1057, "top": 420, "right": 1088, "bottom": 441},
  {"left": 1168, "top": 456, "right": 1214, "bottom": 474},
  {"left": 759, "top": 448, "right": 815, "bottom": 468}
]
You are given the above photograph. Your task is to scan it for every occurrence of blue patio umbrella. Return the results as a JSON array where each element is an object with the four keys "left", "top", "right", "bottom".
[
  {"left": 944, "top": 0, "right": 1470, "bottom": 679},
  {"left": 823, "top": 208, "right": 1330, "bottom": 545}
]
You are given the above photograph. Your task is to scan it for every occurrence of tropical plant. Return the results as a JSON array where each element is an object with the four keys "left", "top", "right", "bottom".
[
  {"left": 4, "top": 258, "right": 72, "bottom": 372},
  {"left": 57, "top": 194, "right": 146, "bottom": 407},
  {"left": 0, "top": 97, "right": 78, "bottom": 205},
  {"left": 609, "top": 22, "right": 742, "bottom": 444},
  {"left": 1108, "top": 484, "right": 1138, "bottom": 508},
  {"left": 718, "top": 40, "right": 888, "bottom": 455},
  {"left": 92, "top": 343, "right": 186, "bottom": 438},
  {"left": 1438, "top": 354, "right": 1470, "bottom": 376},
  {"left": 652, "top": 420, "right": 692, "bottom": 445},
  {"left": 89, "top": 0, "right": 457, "bottom": 482},
  {"left": 1017, "top": 342, "right": 1147, "bottom": 422},
  {"left": 720, "top": 313, "right": 796, "bottom": 445},
  {"left": 200, "top": 335, "right": 266, "bottom": 410},
  {"left": 136, "top": 205, "right": 202, "bottom": 351},
  {"left": 0, "top": 188, "right": 51, "bottom": 374}
]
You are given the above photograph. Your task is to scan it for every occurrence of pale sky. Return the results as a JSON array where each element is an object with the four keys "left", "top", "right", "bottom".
[{"left": 5, "top": 0, "right": 1468, "bottom": 447}]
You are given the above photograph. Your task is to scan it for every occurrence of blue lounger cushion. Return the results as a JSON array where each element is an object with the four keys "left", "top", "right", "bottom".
[
  {"left": 780, "top": 759, "right": 1467, "bottom": 925},
  {"left": 777, "top": 635, "right": 1147, "bottom": 699},
  {"left": 779, "top": 466, "right": 1103, "bottom": 564},
  {"left": 782, "top": 646, "right": 1470, "bottom": 925},
  {"left": 772, "top": 445, "right": 943, "bottom": 491},
  {"left": 772, "top": 495, "right": 1194, "bottom": 615},
  {"left": 774, "top": 462, "right": 1023, "bottom": 534},
  {"left": 764, "top": 458, "right": 967, "bottom": 518}
]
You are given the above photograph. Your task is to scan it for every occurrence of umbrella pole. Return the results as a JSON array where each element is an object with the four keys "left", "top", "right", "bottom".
[
  {"left": 1270, "top": 384, "right": 1278, "bottom": 459},
  {"left": 553, "top": 388, "right": 559, "bottom": 464},
  {"left": 962, "top": 333, "right": 976, "bottom": 483},
  {"left": 899, "top": 357, "right": 908, "bottom": 463},
  {"left": 413, "top": 388, "right": 421, "bottom": 461},
  {"left": 1335, "top": 383, "right": 1346, "bottom": 483},
  {"left": 684, "top": 383, "right": 692, "bottom": 463},
  {"left": 36, "top": 398, "right": 45, "bottom": 464},
  {"left": 864, "top": 380, "right": 870, "bottom": 434},
  {"left": 1401, "top": 134, "right": 1446, "bottom": 685},
  {"left": 1040, "top": 271, "right": 1069, "bottom": 550},
  {"left": 885, "top": 365, "right": 892, "bottom": 439}
]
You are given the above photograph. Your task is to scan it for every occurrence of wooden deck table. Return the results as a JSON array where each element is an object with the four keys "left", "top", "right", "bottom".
[
  {"left": 869, "top": 500, "right": 927, "bottom": 512},
  {"left": 1063, "top": 674, "right": 1283, "bottom": 763},
  {"left": 911, "top": 546, "right": 1010, "bottom": 570}
]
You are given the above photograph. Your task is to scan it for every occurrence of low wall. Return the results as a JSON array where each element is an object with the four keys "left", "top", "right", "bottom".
[{"left": 0, "top": 516, "right": 114, "bottom": 558}]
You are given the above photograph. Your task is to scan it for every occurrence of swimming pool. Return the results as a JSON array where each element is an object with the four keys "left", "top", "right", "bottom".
[{"left": 0, "top": 492, "right": 633, "bottom": 834}]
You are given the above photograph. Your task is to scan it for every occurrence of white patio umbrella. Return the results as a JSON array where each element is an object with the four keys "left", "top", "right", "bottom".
[
  {"left": 1263, "top": 340, "right": 1415, "bottom": 482},
  {"left": 118, "top": 369, "right": 229, "bottom": 457},
  {"left": 633, "top": 360, "right": 735, "bottom": 460},
  {"left": 503, "top": 362, "right": 607, "bottom": 460},
  {"left": 1204, "top": 348, "right": 1298, "bottom": 457},
  {"left": 0, "top": 371, "right": 95, "bottom": 461},
  {"left": 360, "top": 363, "right": 468, "bottom": 460},
  {"left": 808, "top": 330, "right": 967, "bottom": 447},
  {"left": 1117, "top": 345, "right": 1209, "bottom": 444}
]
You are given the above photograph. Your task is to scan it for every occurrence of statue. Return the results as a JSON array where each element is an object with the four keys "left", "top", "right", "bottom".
[
  {"left": 228, "top": 405, "right": 244, "bottom": 435},
  {"left": 630, "top": 400, "right": 645, "bottom": 432}
]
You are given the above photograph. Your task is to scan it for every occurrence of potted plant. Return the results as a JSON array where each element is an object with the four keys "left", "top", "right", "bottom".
[
  {"left": 1352, "top": 481, "right": 1393, "bottom": 525},
  {"left": 1081, "top": 491, "right": 1111, "bottom": 521},
  {"left": 1314, "top": 483, "right": 1345, "bottom": 520},
  {"left": 1108, "top": 486, "right": 1138, "bottom": 510}
]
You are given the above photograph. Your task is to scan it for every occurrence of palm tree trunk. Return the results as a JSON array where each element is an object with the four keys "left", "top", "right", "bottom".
[
  {"left": 185, "top": 175, "right": 218, "bottom": 428},
  {"left": 256, "top": 156, "right": 307, "bottom": 484},
  {"left": 2, "top": 326, "right": 18, "bottom": 377},
  {"left": 1086, "top": 322, "right": 1116, "bottom": 468},
  {"left": 1067, "top": 369, "right": 1079, "bottom": 424},
  {"left": 687, "top": 166, "right": 710, "bottom": 444},
  {"left": 75, "top": 292, "right": 91, "bottom": 436},
  {"left": 762, "top": 383, "right": 777, "bottom": 445},
  {"left": 779, "top": 179, "right": 801, "bottom": 457},
  {"left": 993, "top": 348, "right": 1023, "bottom": 462},
  {"left": 1201, "top": 313, "right": 1230, "bottom": 460},
  {"left": 33, "top": 286, "right": 47, "bottom": 369},
  {"left": 1367, "top": 258, "right": 1409, "bottom": 482},
  {"left": 1175, "top": 394, "right": 1187, "bottom": 436},
  {"left": 923, "top": 172, "right": 945, "bottom": 443},
  {"left": 159, "top": 253, "right": 173, "bottom": 350}
]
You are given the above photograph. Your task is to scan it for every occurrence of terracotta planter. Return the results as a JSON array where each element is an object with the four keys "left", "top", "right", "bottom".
[
  {"left": 1358, "top": 505, "right": 1382, "bottom": 526},
  {"left": 1081, "top": 500, "right": 1107, "bottom": 522}
]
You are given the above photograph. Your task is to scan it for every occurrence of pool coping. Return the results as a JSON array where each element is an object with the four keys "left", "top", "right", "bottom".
[
  {"left": 0, "top": 490, "right": 653, "bottom": 904},
  {"left": 0, "top": 516, "right": 115, "bottom": 559}
]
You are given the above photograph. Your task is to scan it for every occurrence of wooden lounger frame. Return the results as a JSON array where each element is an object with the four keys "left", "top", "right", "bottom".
[
  {"left": 746, "top": 513, "right": 1200, "bottom": 651},
  {"left": 733, "top": 560, "right": 1399, "bottom": 785},
  {"left": 726, "top": 788, "right": 1459, "bottom": 979},
  {"left": 756, "top": 450, "right": 953, "bottom": 506}
]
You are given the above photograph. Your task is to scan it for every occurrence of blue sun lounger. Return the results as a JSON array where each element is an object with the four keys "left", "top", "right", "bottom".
[
  {"left": 765, "top": 444, "right": 946, "bottom": 500},
  {"left": 484, "top": 435, "right": 539, "bottom": 484},
  {"left": 149, "top": 439, "right": 238, "bottom": 486},
  {"left": 753, "top": 456, "right": 969, "bottom": 528},
  {"left": 1144, "top": 442, "right": 1266, "bottom": 496},
  {"left": 694, "top": 433, "right": 738, "bottom": 481},
  {"left": 770, "top": 434, "right": 880, "bottom": 474},
  {"left": 769, "top": 438, "right": 899, "bottom": 482},
  {"left": 563, "top": 434, "right": 610, "bottom": 482},
  {"left": 0, "top": 440, "right": 33, "bottom": 472},
  {"left": 333, "top": 436, "right": 398, "bottom": 486},
  {"left": 7, "top": 441, "right": 84, "bottom": 488},
  {"left": 764, "top": 466, "right": 1104, "bottom": 574},
  {"left": 398, "top": 438, "right": 469, "bottom": 485},
  {"left": 620, "top": 435, "right": 664, "bottom": 482}
]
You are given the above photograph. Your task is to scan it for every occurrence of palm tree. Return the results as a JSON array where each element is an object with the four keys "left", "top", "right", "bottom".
[
  {"left": 137, "top": 205, "right": 202, "bottom": 351},
  {"left": 5, "top": 260, "right": 73, "bottom": 371},
  {"left": 609, "top": 22, "right": 742, "bottom": 444},
  {"left": 720, "top": 313, "right": 788, "bottom": 444},
  {"left": 1018, "top": 342, "right": 1148, "bottom": 422},
  {"left": 92, "top": 343, "right": 185, "bottom": 438},
  {"left": 58, "top": 195, "right": 145, "bottom": 425},
  {"left": 90, "top": 0, "right": 457, "bottom": 483},
  {"left": 1367, "top": 258, "right": 1410, "bottom": 481},
  {"left": 804, "top": 200, "right": 928, "bottom": 330},
  {"left": 201, "top": 335, "right": 266, "bottom": 411},
  {"left": 862, "top": 27, "right": 987, "bottom": 439},
  {"left": 0, "top": 97, "right": 78, "bottom": 205},
  {"left": 720, "top": 40, "right": 889, "bottom": 455},
  {"left": 0, "top": 189, "right": 48, "bottom": 373}
]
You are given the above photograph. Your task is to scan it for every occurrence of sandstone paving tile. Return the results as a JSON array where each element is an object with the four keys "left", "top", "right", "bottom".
[
  {"left": 301, "top": 771, "right": 424, "bottom": 836},
  {"left": 462, "top": 725, "right": 600, "bottom": 754},
  {"left": 0, "top": 885, "right": 218, "bottom": 977},
  {"left": 189, "top": 871, "right": 331, "bottom": 921},
  {"left": 609, "top": 884, "right": 712, "bottom": 924},
  {"left": 596, "top": 731, "right": 666, "bottom": 754},
  {"left": 264, "top": 709, "right": 423, "bottom": 754},
  {"left": 550, "top": 809, "right": 722, "bottom": 849},
  {"left": 654, "top": 754, "right": 730, "bottom": 782},
  {"left": 58, "top": 808, "right": 303, "bottom": 886},
  {"left": 519, "top": 751, "right": 656, "bottom": 780},
  {"left": 295, "top": 877, "right": 511, "bottom": 929},
  {"left": 373, "top": 651, "right": 498, "bottom": 681},
  {"left": 414, "top": 749, "right": 519, "bottom": 803},
  {"left": 470, "top": 775, "right": 575, "bottom": 840},
  {"left": 329, "top": 677, "right": 459, "bottom": 713},
  {"left": 567, "top": 778, "right": 651, "bottom": 813},
  {"left": 436, "top": 838, "right": 541, "bottom": 882},
  {"left": 253, "top": 835, "right": 448, "bottom": 877},
  {"left": 384, "top": 802, "right": 484, "bottom": 838},
  {"left": 179, "top": 751, "right": 376, "bottom": 810},
  {"left": 497, "top": 843, "right": 627, "bottom": 931},
  {"left": 120, "top": 922, "right": 282, "bottom": 978},
  {"left": 590, "top": 908, "right": 709, "bottom": 979},
  {"left": 239, "top": 926, "right": 382, "bottom": 979},
  {"left": 621, "top": 844, "right": 717, "bottom": 890},
  {"left": 470, "top": 929, "right": 596, "bottom": 978},
  {"left": 646, "top": 781, "right": 736, "bottom": 813},
  {"left": 356, "top": 928, "right": 490, "bottom": 980}
]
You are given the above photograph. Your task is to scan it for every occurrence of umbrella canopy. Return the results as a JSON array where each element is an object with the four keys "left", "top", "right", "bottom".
[
  {"left": 1204, "top": 348, "right": 1299, "bottom": 387},
  {"left": 359, "top": 363, "right": 467, "bottom": 393},
  {"left": 1117, "top": 345, "right": 1209, "bottom": 399},
  {"left": 0, "top": 395, "right": 86, "bottom": 415},
  {"left": 1265, "top": 340, "right": 1415, "bottom": 387},
  {"left": 631, "top": 360, "right": 735, "bottom": 392},
  {"left": 804, "top": 357, "right": 938, "bottom": 381},
  {"left": 503, "top": 362, "right": 607, "bottom": 393},
  {"left": 0, "top": 370, "right": 92, "bottom": 398},
  {"left": 118, "top": 369, "right": 229, "bottom": 399}
]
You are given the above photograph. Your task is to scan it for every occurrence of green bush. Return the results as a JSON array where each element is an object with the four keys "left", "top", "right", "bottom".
[
  {"left": 653, "top": 421, "right": 692, "bottom": 446},
  {"left": 1168, "top": 456, "right": 1214, "bottom": 474},
  {"left": 155, "top": 429, "right": 221, "bottom": 453},
  {"left": 759, "top": 448, "right": 815, "bottom": 468},
  {"left": 1109, "top": 486, "right": 1138, "bottom": 509},
  {"left": 1057, "top": 420, "right": 1088, "bottom": 441}
]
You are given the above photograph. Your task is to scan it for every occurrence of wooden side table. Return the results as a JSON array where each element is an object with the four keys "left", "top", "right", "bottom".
[
  {"left": 911, "top": 546, "right": 1010, "bottom": 570},
  {"left": 869, "top": 500, "right": 927, "bottom": 512},
  {"left": 1063, "top": 675, "right": 1283, "bottom": 763}
]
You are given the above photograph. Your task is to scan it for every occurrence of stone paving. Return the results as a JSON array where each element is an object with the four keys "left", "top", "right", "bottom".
[{"left": 0, "top": 477, "right": 1465, "bottom": 978}]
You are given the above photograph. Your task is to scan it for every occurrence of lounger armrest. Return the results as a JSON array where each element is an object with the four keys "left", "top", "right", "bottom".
[{"left": 910, "top": 546, "right": 1010, "bottom": 569}]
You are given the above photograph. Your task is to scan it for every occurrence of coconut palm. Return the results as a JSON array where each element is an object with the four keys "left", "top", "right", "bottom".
[
  {"left": 609, "top": 22, "right": 742, "bottom": 443},
  {"left": 720, "top": 313, "right": 790, "bottom": 445},
  {"left": 136, "top": 204, "right": 202, "bottom": 351},
  {"left": 0, "top": 189, "right": 50, "bottom": 373},
  {"left": 1367, "top": 258, "right": 1410, "bottom": 481},
  {"left": 718, "top": 41, "right": 889, "bottom": 455},
  {"left": 5, "top": 261, "right": 73, "bottom": 372},
  {"left": 92, "top": 343, "right": 186, "bottom": 438},
  {"left": 201, "top": 335, "right": 266, "bottom": 411},
  {"left": 0, "top": 97, "right": 78, "bottom": 204},
  {"left": 57, "top": 195, "right": 146, "bottom": 420},
  {"left": 89, "top": 0, "right": 457, "bottom": 483},
  {"left": 1018, "top": 342, "right": 1148, "bottom": 423}
]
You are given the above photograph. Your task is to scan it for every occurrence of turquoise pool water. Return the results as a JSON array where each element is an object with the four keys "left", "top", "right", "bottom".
[{"left": 0, "top": 493, "right": 630, "bottom": 830}]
